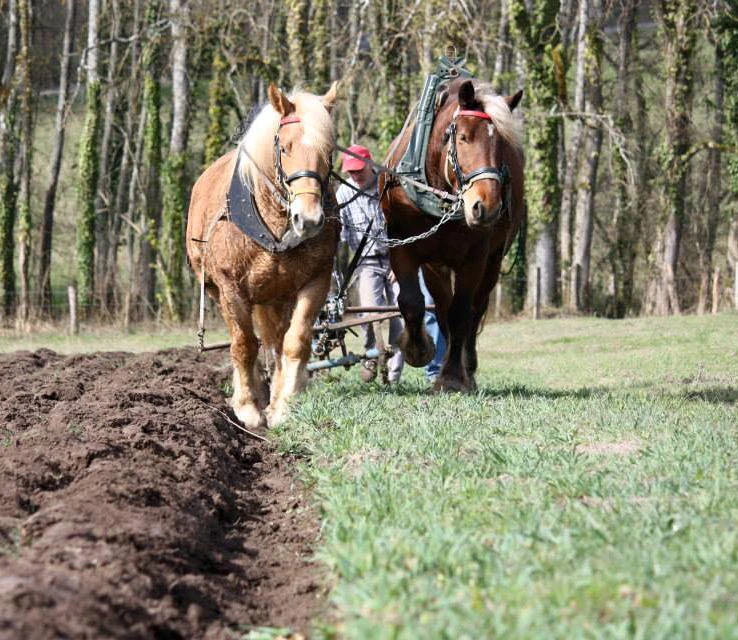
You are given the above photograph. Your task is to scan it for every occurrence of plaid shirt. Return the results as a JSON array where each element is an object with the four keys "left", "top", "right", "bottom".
[{"left": 336, "top": 177, "right": 388, "bottom": 257}]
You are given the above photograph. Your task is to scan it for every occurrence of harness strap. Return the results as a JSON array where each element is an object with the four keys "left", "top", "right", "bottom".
[{"left": 457, "top": 109, "right": 492, "bottom": 120}]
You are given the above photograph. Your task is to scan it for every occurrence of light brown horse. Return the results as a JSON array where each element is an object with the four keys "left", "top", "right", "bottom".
[
  {"left": 186, "top": 83, "right": 339, "bottom": 428},
  {"left": 380, "top": 78, "right": 524, "bottom": 392}
]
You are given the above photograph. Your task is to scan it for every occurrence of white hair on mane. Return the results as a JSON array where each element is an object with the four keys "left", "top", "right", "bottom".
[
  {"left": 473, "top": 81, "right": 523, "bottom": 150},
  {"left": 237, "top": 90, "right": 335, "bottom": 187}
]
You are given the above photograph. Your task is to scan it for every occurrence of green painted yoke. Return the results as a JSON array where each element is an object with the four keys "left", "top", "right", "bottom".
[{"left": 394, "top": 56, "right": 474, "bottom": 219}]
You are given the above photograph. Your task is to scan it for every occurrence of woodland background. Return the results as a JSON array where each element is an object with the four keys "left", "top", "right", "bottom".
[{"left": 0, "top": 0, "right": 736, "bottom": 327}]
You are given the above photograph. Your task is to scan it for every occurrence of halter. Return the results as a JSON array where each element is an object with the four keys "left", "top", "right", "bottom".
[
  {"left": 443, "top": 108, "right": 510, "bottom": 198},
  {"left": 273, "top": 115, "right": 330, "bottom": 203}
]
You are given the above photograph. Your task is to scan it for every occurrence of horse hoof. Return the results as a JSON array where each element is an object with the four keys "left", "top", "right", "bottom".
[
  {"left": 265, "top": 403, "right": 288, "bottom": 428},
  {"left": 399, "top": 329, "right": 435, "bottom": 368},
  {"left": 233, "top": 402, "right": 266, "bottom": 430},
  {"left": 432, "top": 375, "right": 471, "bottom": 393}
]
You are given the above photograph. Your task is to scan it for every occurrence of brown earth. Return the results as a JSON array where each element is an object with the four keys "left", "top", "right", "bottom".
[{"left": 0, "top": 348, "right": 325, "bottom": 640}]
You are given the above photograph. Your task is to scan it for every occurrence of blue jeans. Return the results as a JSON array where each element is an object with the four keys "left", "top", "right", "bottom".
[{"left": 419, "top": 272, "right": 446, "bottom": 382}]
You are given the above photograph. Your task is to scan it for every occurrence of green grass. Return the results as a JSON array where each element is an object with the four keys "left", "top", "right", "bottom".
[{"left": 274, "top": 313, "right": 738, "bottom": 639}]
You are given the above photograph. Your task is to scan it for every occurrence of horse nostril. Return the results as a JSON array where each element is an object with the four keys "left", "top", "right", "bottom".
[
  {"left": 292, "top": 213, "right": 301, "bottom": 229},
  {"left": 472, "top": 200, "right": 484, "bottom": 219}
]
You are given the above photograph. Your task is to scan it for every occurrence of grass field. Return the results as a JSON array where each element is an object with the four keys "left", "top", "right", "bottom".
[{"left": 274, "top": 314, "right": 738, "bottom": 639}]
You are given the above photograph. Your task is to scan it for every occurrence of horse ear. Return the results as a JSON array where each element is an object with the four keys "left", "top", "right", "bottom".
[
  {"left": 506, "top": 89, "right": 523, "bottom": 112},
  {"left": 458, "top": 80, "right": 476, "bottom": 109},
  {"left": 268, "top": 83, "right": 295, "bottom": 116},
  {"left": 322, "top": 81, "right": 340, "bottom": 113}
]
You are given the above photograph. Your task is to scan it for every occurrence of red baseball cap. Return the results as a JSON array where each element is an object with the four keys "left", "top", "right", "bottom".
[{"left": 342, "top": 144, "right": 372, "bottom": 172}]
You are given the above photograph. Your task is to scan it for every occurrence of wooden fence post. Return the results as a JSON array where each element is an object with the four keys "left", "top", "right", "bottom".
[
  {"left": 495, "top": 283, "right": 503, "bottom": 319},
  {"left": 68, "top": 285, "right": 79, "bottom": 335},
  {"left": 533, "top": 267, "right": 541, "bottom": 320},
  {"left": 712, "top": 267, "right": 721, "bottom": 315}
]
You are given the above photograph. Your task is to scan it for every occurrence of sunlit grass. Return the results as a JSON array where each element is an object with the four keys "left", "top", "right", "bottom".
[{"left": 275, "top": 313, "right": 738, "bottom": 639}]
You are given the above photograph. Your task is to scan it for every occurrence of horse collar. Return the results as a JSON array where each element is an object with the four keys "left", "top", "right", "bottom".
[{"left": 224, "top": 151, "right": 323, "bottom": 253}]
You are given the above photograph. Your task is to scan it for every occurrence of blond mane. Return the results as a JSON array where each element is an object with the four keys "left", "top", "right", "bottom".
[
  {"left": 237, "top": 91, "right": 335, "bottom": 188},
  {"left": 473, "top": 81, "right": 523, "bottom": 150}
]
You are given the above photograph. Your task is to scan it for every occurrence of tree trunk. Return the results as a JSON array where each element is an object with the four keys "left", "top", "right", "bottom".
[
  {"left": 652, "top": 1, "right": 697, "bottom": 316},
  {"left": 571, "top": 0, "right": 604, "bottom": 311},
  {"left": 309, "top": 0, "right": 330, "bottom": 92},
  {"left": 160, "top": 0, "right": 190, "bottom": 321},
  {"left": 608, "top": 0, "right": 638, "bottom": 318},
  {"left": 95, "top": 0, "right": 122, "bottom": 314},
  {"left": 0, "top": 0, "right": 19, "bottom": 321},
  {"left": 510, "top": 0, "right": 562, "bottom": 308},
  {"left": 560, "top": 0, "right": 590, "bottom": 308},
  {"left": 203, "top": 48, "right": 230, "bottom": 168},
  {"left": 286, "top": 0, "right": 309, "bottom": 88},
  {"left": 76, "top": 0, "right": 103, "bottom": 316},
  {"left": 697, "top": 41, "right": 723, "bottom": 315},
  {"left": 135, "top": 0, "right": 163, "bottom": 321},
  {"left": 493, "top": 0, "right": 512, "bottom": 93},
  {"left": 105, "top": 0, "right": 143, "bottom": 315},
  {"left": 39, "top": 0, "right": 76, "bottom": 317},
  {"left": 15, "top": 0, "right": 32, "bottom": 327}
]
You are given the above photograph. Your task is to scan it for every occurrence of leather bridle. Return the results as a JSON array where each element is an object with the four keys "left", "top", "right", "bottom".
[
  {"left": 442, "top": 109, "right": 510, "bottom": 198},
  {"left": 273, "top": 115, "right": 331, "bottom": 205}
]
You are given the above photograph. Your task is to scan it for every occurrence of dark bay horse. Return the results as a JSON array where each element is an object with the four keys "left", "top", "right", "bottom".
[
  {"left": 186, "top": 83, "right": 339, "bottom": 428},
  {"left": 380, "top": 79, "right": 524, "bottom": 392}
]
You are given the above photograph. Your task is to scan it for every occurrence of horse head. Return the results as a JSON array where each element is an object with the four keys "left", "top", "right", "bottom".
[
  {"left": 268, "top": 83, "right": 339, "bottom": 239},
  {"left": 240, "top": 82, "right": 338, "bottom": 241},
  {"left": 438, "top": 80, "right": 523, "bottom": 228}
]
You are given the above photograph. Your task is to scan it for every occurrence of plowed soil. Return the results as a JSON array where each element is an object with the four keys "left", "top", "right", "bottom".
[{"left": 0, "top": 348, "right": 324, "bottom": 639}]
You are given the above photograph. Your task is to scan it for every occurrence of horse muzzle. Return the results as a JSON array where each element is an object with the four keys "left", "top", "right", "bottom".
[
  {"left": 291, "top": 206, "right": 325, "bottom": 239},
  {"left": 463, "top": 197, "right": 503, "bottom": 228}
]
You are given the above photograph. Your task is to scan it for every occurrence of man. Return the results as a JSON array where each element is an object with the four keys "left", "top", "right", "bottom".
[{"left": 336, "top": 145, "right": 404, "bottom": 384}]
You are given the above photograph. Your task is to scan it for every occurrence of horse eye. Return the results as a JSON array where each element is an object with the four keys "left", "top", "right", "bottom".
[{"left": 458, "top": 133, "right": 468, "bottom": 143}]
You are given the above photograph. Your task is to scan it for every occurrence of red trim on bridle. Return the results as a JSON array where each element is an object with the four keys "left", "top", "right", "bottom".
[
  {"left": 280, "top": 115, "right": 301, "bottom": 126},
  {"left": 456, "top": 110, "right": 491, "bottom": 120}
]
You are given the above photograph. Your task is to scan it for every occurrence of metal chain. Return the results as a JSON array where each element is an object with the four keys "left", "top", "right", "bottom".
[{"left": 341, "top": 195, "right": 464, "bottom": 249}]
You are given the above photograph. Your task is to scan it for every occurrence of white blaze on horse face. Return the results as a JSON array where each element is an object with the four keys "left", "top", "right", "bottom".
[{"left": 281, "top": 134, "right": 327, "bottom": 239}]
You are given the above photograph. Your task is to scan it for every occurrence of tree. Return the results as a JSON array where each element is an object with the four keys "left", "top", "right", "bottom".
[
  {"left": 0, "top": 0, "right": 19, "bottom": 321},
  {"left": 608, "top": 0, "right": 640, "bottom": 318},
  {"left": 135, "top": 0, "right": 163, "bottom": 320},
  {"left": 15, "top": 0, "right": 32, "bottom": 326},
  {"left": 76, "top": 0, "right": 103, "bottom": 315},
  {"left": 510, "top": 0, "right": 562, "bottom": 308},
  {"left": 160, "top": 0, "right": 191, "bottom": 320},
  {"left": 570, "top": 0, "right": 605, "bottom": 310},
  {"left": 648, "top": 0, "right": 699, "bottom": 315},
  {"left": 39, "top": 0, "right": 76, "bottom": 317}
]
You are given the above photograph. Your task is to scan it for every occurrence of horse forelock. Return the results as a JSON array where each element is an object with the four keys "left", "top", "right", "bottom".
[
  {"left": 475, "top": 84, "right": 524, "bottom": 150},
  {"left": 238, "top": 91, "right": 335, "bottom": 187}
]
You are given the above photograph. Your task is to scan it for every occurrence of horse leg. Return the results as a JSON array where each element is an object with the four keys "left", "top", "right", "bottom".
[
  {"left": 221, "top": 290, "right": 265, "bottom": 429},
  {"left": 464, "top": 249, "right": 504, "bottom": 386},
  {"left": 392, "top": 248, "right": 434, "bottom": 367},
  {"left": 421, "top": 264, "right": 452, "bottom": 340},
  {"left": 267, "top": 275, "right": 330, "bottom": 427},
  {"left": 434, "top": 265, "right": 483, "bottom": 393},
  {"left": 253, "top": 304, "right": 289, "bottom": 409}
]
